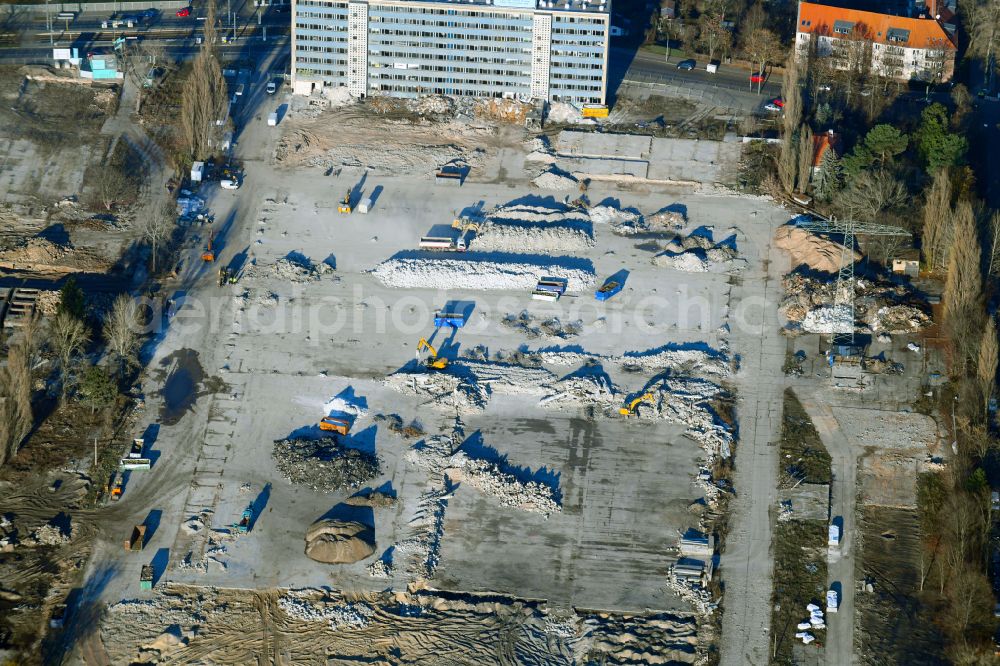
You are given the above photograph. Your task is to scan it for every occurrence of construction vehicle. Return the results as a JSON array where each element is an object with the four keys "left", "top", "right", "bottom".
[
  {"left": 451, "top": 216, "right": 480, "bottom": 233},
  {"left": 231, "top": 505, "right": 252, "bottom": 534},
  {"left": 109, "top": 472, "right": 123, "bottom": 501},
  {"left": 201, "top": 232, "right": 215, "bottom": 262},
  {"left": 419, "top": 236, "right": 457, "bottom": 251},
  {"left": 338, "top": 190, "right": 352, "bottom": 214},
  {"left": 619, "top": 393, "right": 655, "bottom": 416},
  {"left": 124, "top": 525, "right": 147, "bottom": 552},
  {"left": 416, "top": 338, "right": 448, "bottom": 370},
  {"left": 219, "top": 266, "right": 230, "bottom": 286},
  {"left": 319, "top": 416, "right": 351, "bottom": 435},
  {"left": 140, "top": 565, "right": 154, "bottom": 590}
]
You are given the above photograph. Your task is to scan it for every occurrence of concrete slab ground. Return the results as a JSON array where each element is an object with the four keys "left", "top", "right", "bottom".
[{"left": 647, "top": 137, "right": 741, "bottom": 184}]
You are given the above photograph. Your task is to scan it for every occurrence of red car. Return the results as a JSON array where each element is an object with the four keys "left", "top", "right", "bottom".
[
  {"left": 176, "top": 7, "right": 191, "bottom": 17},
  {"left": 750, "top": 73, "right": 765, "bottom": 84},
  {"left": 770, "top": 97, "right": 784, "bottom": 107}
]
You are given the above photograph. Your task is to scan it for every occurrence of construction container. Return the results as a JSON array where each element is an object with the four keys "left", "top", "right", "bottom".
[
  {"left": 356, "top": 197, "right": 372, "bottom": 214},
  {"left": 140, "top": 565, "right": 154, "bottom": 590},
  {"left": 595, "top": 280, "right": 622, "bottom": 301},
  {"left": 434, "top": 311, "right": 466, "bottom": 328},
  {"left": 191, "top": 161, "right": 204, "bottom": 183},
  {"left": 582, "top": 104, "right": 609, "bottom": 118},
  {"left": 124, "top": 525, "right": 146, "bottom": 552},
  {"left": 267, "top": 112, "right": 278, "bottom": 126}
]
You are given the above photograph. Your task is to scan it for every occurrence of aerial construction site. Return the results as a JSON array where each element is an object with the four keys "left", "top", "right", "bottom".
[{"left": 0, "top": 44, "right": 960, "bottom": 666}]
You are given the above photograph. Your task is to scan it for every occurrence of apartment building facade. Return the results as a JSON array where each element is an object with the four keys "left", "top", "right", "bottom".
[
  {"left": 291, "top": 0, "right": 610, "bottom": 104},
  {"left": 795, "top": 1, "right": 956, "bottom": 82}
]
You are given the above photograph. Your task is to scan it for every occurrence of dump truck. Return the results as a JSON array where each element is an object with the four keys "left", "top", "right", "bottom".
[
  {"left": 232, "top": 505, "right": 252, "bottom": 534},
  {"left": 120, "top": 437, "right": 151, "bottom": 470},
  {"left": 201, "top": 232, "right": 216, "bottom": 262},
  {"left": 319, "top": 416, "right": 351, "bottom": 435},
  {"left": 619, "top": 393, "right": 655, "bottom": 416},
  {"left": 337, "top": 190, "right": 352, "bottom": 214},
  {"left": 826, "top": 589, "right": 839, "bottom": 613},
  {"left": 140, "top": 565, "right": 154, "bottom": 590},
  {"left": 124, "top": 525, "right": 146, "bottom": 552},
  {"left": 828, "top": 522, "right": 841, "bottom": 548}
]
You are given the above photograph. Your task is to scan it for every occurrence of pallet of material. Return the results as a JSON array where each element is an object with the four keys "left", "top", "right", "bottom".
[
  {"left": 434, "top": 170, "right": 463, "bottom": 185},
  {"left": 3, "top": 288, "right": 38, "bottom": 328}
]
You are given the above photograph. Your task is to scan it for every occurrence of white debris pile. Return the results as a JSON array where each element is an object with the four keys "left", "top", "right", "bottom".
[
  {"left": 645, "top": 208, "right": 686, "bottom": 229},
  {"left": 473, "top": 202, "right": 594, "bottom": 253},
  {"left": 398, "top": 435, "right": 457, "bottom": 576},
  {"left": 245, "top": 256, "right": 334, "bottom": 282},
  {"left": 180, "top": 512, "right": 210, "bottom": 536},
  {"left": 652, "top": 378, "right": 734, "bottom": 459},
  {"left": 542, "top": 371, "right": 618, "bottom": 408},
  {"left": 460, "top": 359, "right": 555, "bottom": 395},
  {"left": 323, "top": 393, "right": 368, "bottom": 419},
  {"left": 236, "top": 289, "right": 279, "bottom": 310},
  {"left": 539, "top": 345, "right": 732, "bottom": 378},
  {"left": 653, "top": 252, "right": 709, "bottom": 272},
  {"left": 588, "top": 205, "right": 644, "bottom": 235},
  {"left": 385, "top": 369, "right": 489, "bottom": 412},
  {"left": 546, "top": 102, "right": 588, "bottom": 125},
  {"left": 500, "top": 311, "right": 583, "bottom": 339},
  {"left": 367, "top": 559, "right": 392, "bottom": 578},
  {"left": 447, "top": 451, "right": 561, "bottom": 516},
  {"left": 31, "top": 522, "right": 72, "bottom": 546},
  {"left": 532, "top": 167, "right": 579, "bottom": 191},
  {"left": 801, "top": 305, "right": 855, "bottom": 334},
  {"left": 278, "top": 593, "right": 376, "bottom": 630},
  {"left": 664, "top": 570, "right": 715, "bottom": 616},
  {"left": 370, "top": 257, "right": 595, "bottom": 292}
]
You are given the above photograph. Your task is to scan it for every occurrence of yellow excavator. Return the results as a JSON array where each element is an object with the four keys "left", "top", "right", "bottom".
[
  {"left": 416, "top": 338, "right": 448, "bottom": 370},
  {"left": 338, "top": 189, "right": 352, "bottom": 214},
  {"left": 619, "top": 392, "right": 655, "bottom": 416},
  {"left": 451, "top": 216, "right": 479, "bottom": 233}
]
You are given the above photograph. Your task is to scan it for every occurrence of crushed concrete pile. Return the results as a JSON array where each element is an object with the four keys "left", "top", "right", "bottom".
[
  {"left": 645, "top": 379, "right": 734, "bottom": 459},
  {"left": 538, "top": 345, "right": 733, "bottom": 378},
  {"left": 532, "top": 167, "right": 579, "bottom": 191},
  {"left": 304, "top": 519, "right": 376, "bottom": 564},
  {"left": 245, "top": 256, "right": 334, "bottom": 282},
  {"left": 236, "top": 289, "right": 279, "bottom": 310},
  {"left": 542, "top": 371, "right": 618, "bottom": 407},
  {"left": 272, "top": 437, "right": 380, "bottom": 492},
  {"left": 473, "top": 97, "right": 532, "bottom": 124},
  {"left": 447, "top": 451, "right": 561, "bottom": 517},
  {"left": 501, "top": 311, "right": 583, "bottom": 339},
  {"left": 524, "top": 136, "right": 557, "bottom": 164},
  {"left": 31, "top": 522, "right": 72, "bottom": 546},
  {"left": 468, "top": 201, "right": 594, "bottom": 253},
  {"left": 344, "top": 490, "right": 397, "bottom": 509},
  {"left": 589, "top": 205, "right": 643, "bottom": 235},
  {"left": 279, "top": 591, "right": 376, "bottom": 628},
  {"left": 370, "top": 257, "right": 595, "bottom": 292},
  {"left": 774, "top": 224, "right": 861, "bottom": 273},
  {"left": 460, "top": 359, "right": 555, "bottom": 394},
  {"left": 645, "top": 208, "right": 686, "bottom": 229},
  {"left": 546, "top": 102, "right": 592, "bottom": 125},
  {"left": 653, "top": 231, "right": 745, "bottom": 273}
]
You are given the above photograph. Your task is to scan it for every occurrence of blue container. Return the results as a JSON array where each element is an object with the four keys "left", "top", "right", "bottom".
[
  {"left": 595, "top": 281, "right": 622, "bottom": 301},
  {"left": 434, "top": 312, "right": 466, "bottom": 328}
]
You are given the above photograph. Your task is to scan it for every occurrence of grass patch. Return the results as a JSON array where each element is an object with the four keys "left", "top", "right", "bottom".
[
  {"left": 770, "top": 520, "right": 828, "bottom": 664},
  {"left": 779, "top": 388, "right": 831, "bottom": 485}
]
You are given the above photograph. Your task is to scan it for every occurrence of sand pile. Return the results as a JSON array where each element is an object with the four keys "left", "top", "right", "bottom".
[
  {"left": 470, "top": 201, "right": 593, "bottom": 253},
  {"left": 304, "top": 519, "right": 376, "bottom": 564},
  {"left": 774, "top": 225, "right": 860, "bottom": 273},
  {"left": 369, "top": 257, "right": 595, "bottom": 292},
  {"left": 533, "top": 167, "right": 579, "bottom": 190},
  {"left": 272, "top": 437, "right": 380, "bottom": 492},
  {"left": 447, "top": 451, "right": 561, "bottom": 516}
]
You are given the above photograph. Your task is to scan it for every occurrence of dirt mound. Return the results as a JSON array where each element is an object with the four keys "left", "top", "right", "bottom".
[
  {"left": 304, "top": 519, "right": 376, "bottom": 564},
  {"left": 774, "top": 225, "right": 860, "bottom": 273}
]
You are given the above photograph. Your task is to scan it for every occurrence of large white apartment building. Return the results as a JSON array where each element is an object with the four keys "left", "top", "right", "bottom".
[
  {"left": 795, "top": 1, "right": 956, "bottom": 82},
  {"left": 291, "top": 0, "right": 610, "bottom": 104}
]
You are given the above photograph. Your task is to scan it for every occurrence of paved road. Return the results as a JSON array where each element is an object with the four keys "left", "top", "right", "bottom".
[
  {"left": 719, "top": 212, "right": 788, "bottom": 665},
  {"left": 798, "top": 394, "right": 858, "bottom": 666},
  {"left": 614, "top": 46, "right": 783, "bottom": 99}
]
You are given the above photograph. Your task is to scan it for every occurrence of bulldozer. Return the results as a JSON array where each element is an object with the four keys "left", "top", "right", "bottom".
[
  {"left": 416, "top": 338, "right": 448, "bottom": 370},
  {"left": 201, "top": 232, "right": 216, "bottom": 262},
  {"left": 619, "top": 392, "right": 655, "bottom": 416},
  {"left": 337, "top": 190, "right": 352, "bottom": 214},
  {"left": 451, "top": 216, "right": 480, "bottom": 233}
]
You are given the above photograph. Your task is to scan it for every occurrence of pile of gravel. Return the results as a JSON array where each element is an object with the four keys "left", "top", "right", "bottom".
[{"left": 272, "top": 437, "right": 380, "bottom": 492}]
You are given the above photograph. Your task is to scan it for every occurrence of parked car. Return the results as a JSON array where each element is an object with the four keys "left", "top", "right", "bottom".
[
  {"left": 750, "top": 73, "right": 765, "bottom": 84},
  {"left": 817, "top": 82, "right": 832, "bottom": 92},
  {"left": 176, "top": 7, "right": 191, "bottom": 17},
  {"left": 220, "top": 177, "right": 241, "bottom": 190},
  {"left": 266, "top": 80, "right": 277, "bottom": 94},
  {"left": 676, "top": 59, "right": 696, "bottom": 71},
  {"left": 769, "top": 97, "right": 784, "bottom": 108},
  {"left": 764, "top": 102, "right": 782, "bottom": 112}
]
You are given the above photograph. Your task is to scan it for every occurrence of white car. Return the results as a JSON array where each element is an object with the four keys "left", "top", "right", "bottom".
[
  {"left": 764, "top": 102, "right": 782, "bottom": 112},
  {"left": 220, "top": 178, "right": 241, "bottom": 190},
  {"left": 266, "top": 81, "right": 277, "bottom": 94},
  {"left": 817, "top": 83, "right": 832, "bottom": 92}
]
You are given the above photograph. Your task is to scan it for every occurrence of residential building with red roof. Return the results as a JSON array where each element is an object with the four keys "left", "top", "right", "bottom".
[{"left": 795, "top": 1, "right": 956, "bottom": 82}]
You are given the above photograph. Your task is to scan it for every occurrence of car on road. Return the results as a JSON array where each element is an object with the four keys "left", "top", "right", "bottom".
[
  {"left": 176, "top": 7, "right": 191, "bottom": 17},
  {"left": 768, "top": 97, "right": 784, "bottom": 108},
  {"left": 266, "top": 80, "right": 277, "bottom": 94},
  {"left": 676, "top": 59, "right": 696, "bottom": 71},
  {"left": 750, "top": 73, "right": 765, "bottom": 84},
  {"left": 764, "top": 101, "right": 782, "bottom": 112}
]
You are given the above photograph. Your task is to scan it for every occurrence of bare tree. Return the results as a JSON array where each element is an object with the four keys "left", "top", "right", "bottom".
[
  {"left": 796, "top": 125, "right": 815, "bottom": 194},
  {"left": 50, "top": 311, "right": 90, "bottom": 400},
  {"left": 180, "top": 0, "right": 228, "bottom": 161},
  {"left": 0, "top": 340, "right": 33, "bottom": 467},
  {"left": 777, "top": 54, "right": 803, "bottom": 193},
  {"left": 944, "top": 200, "right": 985, "bottom": 370},
  {"left": 136, "top": 202, "right": 175, "bottom": 272},
  {"left": 985, "top": 210, "right": 1000, "bottom": 278},
  {"left": 835, "top": 169, "right": 906, "bottom": 223},
  {"left": 743, "top": 28, "right": 782, "bottom": 94},
  {"left": 104, "top": 294, "right": 143, "bottom": 375},
  {"left": 697, "top": 12, "right": 732, "bottom": 62},
  {"left": 977, "top": 317, "right": 998, "bottom": 416},
  {"left": 922, "top": 168, "right": 952, "bottom": 271}
]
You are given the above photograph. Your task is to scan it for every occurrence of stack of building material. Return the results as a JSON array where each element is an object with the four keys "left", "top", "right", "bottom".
[{"left": 3, "top": 288, "right": 39, "bottom": 328}]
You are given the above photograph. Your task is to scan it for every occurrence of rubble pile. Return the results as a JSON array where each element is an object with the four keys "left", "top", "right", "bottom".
[
  {"left": 653, "top": 231, "right": 745, "bottom": 273},
  {"left": 588, "top": 205, "right": 643, "bottom": 235},
  {"left": 651, "top": 379, "right": 734, "bottom": 460},
  {"left": 774, "top": 224, "right": 860, "bottom": 273},
  {"left": 272, "top": 437, "right": 380, "bottom": 492},
  {"left": 868, "top": 305, "right": 929, "bottom": 333},
  {"left": 801, "top": 305, "right": 854, "bottom": 334},
  {"left": 781, "top": 273, "right": 928, "bottom": 335},
  {"left": 447, "top": 451, "right": 561, "bottom": 517},
  {"left": 543, "top": 372, "right": 618, "bottom": 407},
  {"left": 385, "top": 369, "right": 489, "bottom": 411},
  {"left": 370, "top": 257, "right": 595, "bottom": 292},
  {"left": 31, "top": 522, "right": 72, "bottom": 546},
  {"left": 532, "top": 167, "right": 579, "bottom": 191},
  {"left": 645, "top": 208, "right": 686, "bottom": 229},
  {"left": 278, "top": 593, "right": 377, "bottom": 629},
  {"left": 245, "top": 256, "right": 334, "bottom": 282},
  {"left": 473, "top": 201, "right": 594, "bottom": 253},
  {"left": 501, "top": 311, "right": 583, "bottom": 339}
]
